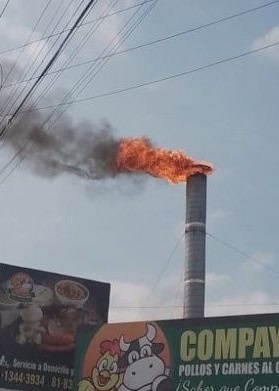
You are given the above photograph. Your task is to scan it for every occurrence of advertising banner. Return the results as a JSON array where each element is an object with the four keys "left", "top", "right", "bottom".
[
  {"left": 0, "top": 263, "right": 110, "bottom": 391},
  {"left": 75, "top": 313, "right": 279, "bottom": 391}
]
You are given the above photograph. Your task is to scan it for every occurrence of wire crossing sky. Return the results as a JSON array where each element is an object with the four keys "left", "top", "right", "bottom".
[
  {"left": 0, "top": 0, "right": 99, "bottom": 140},
  {"left": 1, "top": 0, "right": 279, "bottom": 90},
  {"left": 0, "top": 0, "right": 11, "bottom": 21}
]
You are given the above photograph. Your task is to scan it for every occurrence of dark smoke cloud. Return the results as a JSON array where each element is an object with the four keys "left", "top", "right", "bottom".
[
  {"left": 0, "top": 60, "right": 124, "bottom": 182},
  {"left": 7, "top": 113, "right": 121, "bottom": 180}
]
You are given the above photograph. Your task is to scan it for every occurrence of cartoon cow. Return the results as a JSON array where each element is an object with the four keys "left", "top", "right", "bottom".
[{"left": 118, "top": 323, "right": 172, "bottom": 391}]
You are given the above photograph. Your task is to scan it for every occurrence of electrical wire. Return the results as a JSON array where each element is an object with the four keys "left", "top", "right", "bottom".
[
  {"left": 0, "top": 62, "right": 3, "bottom": 89},
  {"left": 110, "top": 303, "right": 279, "bottom": 309},
  {"left": 0, "top": 0, "right": 54, "bottom": 124},
  {"left": 0, "top": 5, "right": 278, "bottom": 184},
  {"left": 172, "top": 250, "right": 184, "bottom": 317},
  {"left": 0, "top": 0, "right": 72, "bottom": 121},
  {"left": 0, "top": 0, "right": 99, "bottom": 140},
  {"left": 0, "top": 0, "right": 277, "bottom": 114},
  {"left": 0, "top": 0, "right": 87, "bottom": 120},
  {"left": 0, "top": 0, "right": 155, "bottom": 59},
  {"left": 40, "top": 0, "right": 279, "bottom": 126},
  {"left": 1, "top": 0, "right": 53, "bottom": 88},
  {"left": 0, "top": 4, "right": 277, "bottom": 314},
  {"left": 138, "top": 232, "right": 184, "bottom": 316},
  {"left": 206, "top": 231, "right": 279, "bottom": 276},
  {"left": 0, "top": 0, "right": 147, "bottom": 125},
  {"left": 2, "top": 0, "right": 279, "bottom": 92},
  {"left": 137, "top": 230, "right": 279, "bottom": 315},
  {"left": 0, "top": 148, "right": 23, "bottom": 186},
  {"left": 8, "top": 0, "right": 154, "bottom": 117},
  {"left": 0, "top": 0, "right": 119, "bottom": 149},
  {"left": 31, "top": 0, "right": 120, "bottom": 114},
  {"left": 42, "top": 0, "right": 159, "bottom": 133},
  {"left": 0, "top": 0, "right": 81, "bottom": 125},
  {"left": 11, "top": 39, "right": 279, "bottom": 117},
  {"left": 0, "top": 38, "right": 277, "bottom": 186},
  {"left": 1, "top": 0, "right": 156, "bottom": 125},
  {"left": 0, "top": 0, "right": 11, "bottom": 20},
  {"left": 0, "top": 0, "right": 159, "bottom": 184},
  {"left": 28, "top": 0, "right": 158, "bottom": 140}
]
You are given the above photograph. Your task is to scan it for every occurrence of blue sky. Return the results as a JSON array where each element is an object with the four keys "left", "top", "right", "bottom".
[{"left": 0, "top": 0, "right": 278, "bottom": 322}]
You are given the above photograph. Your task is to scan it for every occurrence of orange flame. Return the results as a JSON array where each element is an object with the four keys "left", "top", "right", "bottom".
[{"left": 116, "top": 138, "right": 213, "bottom": 184}]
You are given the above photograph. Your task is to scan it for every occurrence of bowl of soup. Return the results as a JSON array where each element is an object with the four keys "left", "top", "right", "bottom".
[
  {"left": 7, "top": 272, "right": 34, "bottom": 302},
  {"left": 55, "top": 280, "right": 89, "bottom": 307}
]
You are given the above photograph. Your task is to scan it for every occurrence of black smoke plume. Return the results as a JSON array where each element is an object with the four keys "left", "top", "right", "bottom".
[
  {"left": 0, "top": 60, "right": 122, "bottom": 181},
  {"left": 7, "top": 112, "right": 121, "bottom": 180}
]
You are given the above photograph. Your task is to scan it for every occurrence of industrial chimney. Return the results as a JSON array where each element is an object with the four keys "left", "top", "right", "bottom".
[{"left": 183, "top": 173, "right": 207, "bottom": 318}]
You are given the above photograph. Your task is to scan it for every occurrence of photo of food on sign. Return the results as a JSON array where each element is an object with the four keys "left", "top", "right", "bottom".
[{"left": 0, "top": 262, "right": 110, "bottom": 391}]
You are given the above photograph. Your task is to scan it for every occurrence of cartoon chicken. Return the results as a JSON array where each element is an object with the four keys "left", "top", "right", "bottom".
[{"left": 78, "top": 339, "right": 123, "bottom": 391}]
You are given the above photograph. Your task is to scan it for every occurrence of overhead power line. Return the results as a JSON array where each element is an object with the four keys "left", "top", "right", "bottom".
[
  {"left": 206, "top": 231, "right": 279, "bottom": 277},
  {"left": 0, "top": 0, "right": 83, "bottom": 124},
  {"left": 0, "top": 0, "right": 155, "bottom": 59},
  {"left": 2, "top": 0, "right": 279, "bottom": 92},
  {"left": 10, "top": 0, "right": 151, "bottom": 135},
  {"left": 2, "top": 0, "right": 53, "bottom": 88},
  {"left": 0, "top": 2, "right": 278, "bottom": 185},
  {"left": 0, "top": 62, "right": 3, "bottom": 89},
  {"left": 0, "top": 0, "right": 11, "bottom": 20},
  {"left": 0, "top": 39, "right": 277, "bottom": 186},
  {"left": 0, "top": 0, "right": 74, "bottom": 123},
  {"left": 111, "top": 303, "right": 279, "bottom": 310},
  {"left": 31, "top": 0, "right": 121, "bottom": 115},
  {"left": 0, "top": 0, "right": 54, "bottom": 120},
  {"left": 42, "top": 0, "right": 159, "bottom": 134},
  {"left": 12, "top": 40, "right": 279, "bottom": 116},
  {"left": 0, "top": 0, "right": 98, "bottom": 139},
  {"left": 143, "top": 233, "right": 184, "bottom": 303},
  {"left": 0, "top": 0, "right": 160, "bottom": 185},
  {"left": 139, "top": 232, "right": 183, "bottom": 317}
]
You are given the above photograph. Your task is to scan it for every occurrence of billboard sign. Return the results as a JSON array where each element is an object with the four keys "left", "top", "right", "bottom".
[
  {"left": 0, "top": 263, "right": 110, "bottom": 391},
  {"left": 75, "top": 313, "right": 279, "bottom": 391}
]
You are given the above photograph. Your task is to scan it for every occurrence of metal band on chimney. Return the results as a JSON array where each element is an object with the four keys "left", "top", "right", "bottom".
[
  {"left": 185, "top": 279, "right": 205, "bottom": 284},
  {"left": 185, "top": 222, "right": 206, "bottom": 233}
]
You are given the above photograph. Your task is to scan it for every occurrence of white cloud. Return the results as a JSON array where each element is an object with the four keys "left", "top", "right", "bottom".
[
  {"left": 206, "top": 272, "right": 230, "bottom": 289},
  {"left": 86, "top": 2, "right": 130, "bottom": 54},
  {"left": 108, "top": 269, "right": 279, "bottom": 323},
  {"left": 109, "top": 280, "right": 149, "bottom": 323},
  {"left": 0, "top": 16, "right": 31, "bottom": 45},
  {"left": 26, "top": 40, "right": 51, "bottom": 66},
  {"left": 0, "top": 16, "right": 55, "bottom": 85},
  {"left": 109, "top": 272, "right": 236, "bottom": 323},
  {"left": 92, "top": 0, "right": 155, "bottom": 54},
  {"left": 206, "top": 290, "right": 279, "bottom": 317},
  {"left": 108, "top": 275, "right": 184, "bottom": 323},
  {"left": 110, "top": 280, "right": 150, "bottom": 307},
  {"left": 96, "top": 17, "right": 123, "bottom": 48},
  {"left": 252, "top": 26, "right": 279, "bottom": 61}
]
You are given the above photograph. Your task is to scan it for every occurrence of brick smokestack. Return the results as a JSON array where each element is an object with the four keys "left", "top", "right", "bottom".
[{"left": 183, "top": 173, "right": 207, "bottom": 318}]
